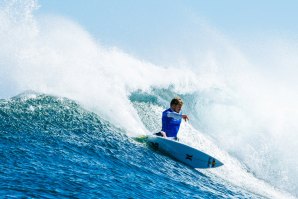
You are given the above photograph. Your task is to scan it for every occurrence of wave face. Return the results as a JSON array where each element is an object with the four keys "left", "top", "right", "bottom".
[
  {"left": 0, "top": 0, "right": 297, "bottom": 198},
  {"left": 0, "top": 93, "right": 260, "bottom": 198}
]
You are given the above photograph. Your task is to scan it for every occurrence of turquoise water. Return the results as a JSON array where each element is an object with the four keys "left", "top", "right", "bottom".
[{"left": 0, "top": 93, "right": 263, "bottom": 198}]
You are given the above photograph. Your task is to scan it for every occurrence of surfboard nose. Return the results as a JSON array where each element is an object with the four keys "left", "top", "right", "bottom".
[{"left": 214, "top": 160, "right": 224, "bottom": 168}]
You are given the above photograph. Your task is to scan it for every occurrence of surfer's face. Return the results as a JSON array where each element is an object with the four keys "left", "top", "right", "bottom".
[{"left": 172, "top": 104, "right": 182, "bottom": 113}]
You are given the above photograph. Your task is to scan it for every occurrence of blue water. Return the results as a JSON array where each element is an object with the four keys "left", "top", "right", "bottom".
[
  {"left": 0, "top": 93, "right": 263, "bottom": 198},
  {"left": 1, "top": 0, "right": 297, "bottom": 198}
]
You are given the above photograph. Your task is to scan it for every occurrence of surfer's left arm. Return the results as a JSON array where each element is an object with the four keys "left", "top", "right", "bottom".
[{"left": 167, "top": 112, "right": 189, "bottom": 122}]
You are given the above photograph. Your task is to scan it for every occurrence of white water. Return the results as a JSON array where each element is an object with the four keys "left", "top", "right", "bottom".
[{"left": 0, "top": 1, "right": 297, "bottom": 198}]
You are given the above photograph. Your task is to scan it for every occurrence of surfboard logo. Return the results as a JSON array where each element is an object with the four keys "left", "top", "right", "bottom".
[
  {"left": 208, "top": 157, "right": 216, "bottom": 168},
  {"left": 185, "top": 154, "right": 193, "bottom": 161},
  {"left": 149, "top": 142, "right": 159, "bottom": 150}
]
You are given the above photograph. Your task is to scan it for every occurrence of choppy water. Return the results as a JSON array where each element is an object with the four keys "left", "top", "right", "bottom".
[{"left": 0, "top": 93, "right": 265, "bottom": 198}]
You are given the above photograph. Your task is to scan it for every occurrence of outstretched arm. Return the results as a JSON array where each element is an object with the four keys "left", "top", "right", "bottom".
[{"left": 167, "top": 112, "right": 189, "bottom": 121}]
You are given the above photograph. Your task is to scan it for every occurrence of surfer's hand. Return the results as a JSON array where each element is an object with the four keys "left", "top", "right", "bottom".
[{"left": 182, "top": 114, "right": 189, "bottom": 122}]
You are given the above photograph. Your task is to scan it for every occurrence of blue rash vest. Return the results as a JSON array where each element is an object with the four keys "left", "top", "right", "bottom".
[{"left": 161, "top": 108, "right": 182, "bottom": 138}]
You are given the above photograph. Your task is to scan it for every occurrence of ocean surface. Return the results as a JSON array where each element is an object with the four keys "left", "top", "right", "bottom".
[
  {"left": 0, "top": 92, "right": 254, "bottom": 199},
  {"left": 1, "top": 0, "right": 297, "bottom": 198},
  {"left": 0, "top": 92, "right": 295, "bottom": 198}
]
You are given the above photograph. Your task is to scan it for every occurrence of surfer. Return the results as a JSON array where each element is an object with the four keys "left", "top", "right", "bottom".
[{"left": 155, "top": 97, "right": 189, "bottom": 140}]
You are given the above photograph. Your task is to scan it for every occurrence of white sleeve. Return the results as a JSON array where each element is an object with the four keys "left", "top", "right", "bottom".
[{"left": 166, "top": 112, "right": 182, "bottom": 120}]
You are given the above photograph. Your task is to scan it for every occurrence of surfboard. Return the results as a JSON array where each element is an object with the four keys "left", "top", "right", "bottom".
[{"left": 145, "top": 136, "right": 223, "bottom": 169}]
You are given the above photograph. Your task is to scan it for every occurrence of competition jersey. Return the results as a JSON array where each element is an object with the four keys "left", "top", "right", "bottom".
[{"left": 161, "top": 108, "right": 182, "bottom": 138}]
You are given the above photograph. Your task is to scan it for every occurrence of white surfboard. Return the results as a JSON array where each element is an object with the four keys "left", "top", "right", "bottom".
[{"left": 146, "top": 136, "right": 223, "bottom": 169}]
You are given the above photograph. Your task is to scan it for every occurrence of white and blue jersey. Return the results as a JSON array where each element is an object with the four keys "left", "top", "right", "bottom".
[{"left": 161, "top": 108, "right": 183, "bottom": 138}]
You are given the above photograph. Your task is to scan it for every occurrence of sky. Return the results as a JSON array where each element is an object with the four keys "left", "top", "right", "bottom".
[
  {"left": 36, "top": 0, "right": 298, "bottom": 35},
  {"left": 36, "top": 0, "right": 298, "bottom": 64}
]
